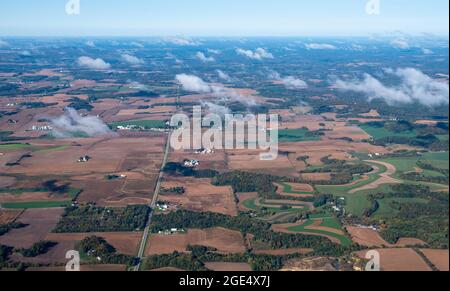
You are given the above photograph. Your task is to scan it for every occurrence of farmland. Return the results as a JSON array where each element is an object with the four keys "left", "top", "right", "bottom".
[{"left": 0, "top": 35, "right": 448, "bottom": 272}]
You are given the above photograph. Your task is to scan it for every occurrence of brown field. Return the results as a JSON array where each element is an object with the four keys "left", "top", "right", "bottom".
[
  {"left": 347, "top": 226, "right": 426, "bottom": 247},
  {"left": 145, "top": 228, "right": 246, "bottom": 255},
  {"left": 227, "top": 151, "right": 296, "bottom": 176},
  {"left": 301, "top": 173, "right": 332, "bottom": 181},
  {"left": 205, "top": 262, "right": 252, "bottom": 271},
  {"left": 1, "top": 133, "right": 165, "bottom": 206},
  {"left": 45, "top": 232, "right": 143, "bottom": 256},
  {"left": 414, "top": 120, "right": 440, "bottom": 126},
  {"left": 279, "top": 140, "right": 388, "bottom": 165},
  {"left": 0, "top": 176, "right": 16, "bottom": 188},
  {"left": 360, "top": 109, "right": 381, "bottom": 118},
  {"left": 420, "top": 249, "right": 449, "bottom": 271},
  {"left": 355, "top": 248, "right": 431, "bottom": 271},
  {"left": 169, "top": 150, "right": 227, "bottom": 171},
  {"left": 0, "top": 209, "right": 22, "bottom": 224},
  {"left": 27, "top": 265, "right": 127, "bottom": 272},
  {"left": 0, "top": 208, "right": 64, "bottom": 248},
  {"left": 151, "top": 267, "right": 186, "bottom": 271},
  {"left": 160, "top": 177, "right": 237, "bottom": 216},
  {"left": 10, "top": 232, "right": 142, "bottom": 265}
]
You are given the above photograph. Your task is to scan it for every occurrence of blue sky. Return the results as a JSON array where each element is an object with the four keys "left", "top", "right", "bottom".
[{"left": 0, "top": 0, "right": 448, "bottom": 36}]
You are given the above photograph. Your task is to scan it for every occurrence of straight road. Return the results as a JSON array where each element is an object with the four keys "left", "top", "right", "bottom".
[{"left": 133, "top": 131, "right": 172, "bottom": 271}]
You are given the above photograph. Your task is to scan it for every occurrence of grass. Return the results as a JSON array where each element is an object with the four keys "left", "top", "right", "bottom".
[
  {"left": 109, "top": 120, "right": 166, "bottom": 129},
  {"left": 278, "top": 129, "right": 321, "bottom": 142},
  {"left": 287, "top": 218, "right": 352, "bottom": 246},
  {"left": 360, "top": 124, "right": 417, "bottom": 139},
  {"left": 0, "top": 143, "right": 32, "bottom": 150},
  {"left": 0, "top": 143, "right": 70, "bottom": 152},
  {"left": 1, "top": 200, "right": 72, "bottom": 209}
]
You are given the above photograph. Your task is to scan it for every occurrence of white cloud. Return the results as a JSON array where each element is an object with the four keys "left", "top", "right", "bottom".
[
  {"left": 391, "top": 39, "right": 410, "bottom": 49},
  {"left": 207, "top": 48, "right": 221, "bottom": 55},
  {"left": 50, "top": 108, "right": 113, "bottom": 138},
  {"left": 196, "top": 52, "right": 215, "bottom": 63},
  {"left": 305, "top": 43, "right": 337, "bottom": 50},
  {"left": 130, "top": 42, "right": 144, "bottom": 48},
  {"left": 422, "top": 48, "right": 433, "bottom": 55},
  {"left": 77, "top": 56, "right": 111, "bottom": 70},
  {"left": 176, "top": 74, "right": 213, "bottom": 93},
  {"left": 165, "top": 37, "right": 200, "bottom": 46},
  {"left": 121, "top": 54, "right": 144, "bottom": 65},
  {"left": 335, "top": 68, "right": 449, "bottom": 107},
  {"left": 202, "top": 101, "right": 230, "bottom": 116},
  {"left": 236, "top": 48, "right": 274, "bottom": 60},
  {"left": 0, "top": 40, "right": 9, "bottom": 47},
  {"left": 85, "top": 41, "right": 96, "bottom": 47},
  {"left": 280, "top": 76, "right": 308, "bottom": 89},
  {"left": 176, "top": 74, "right": 256, "bottom": 106},
  {"left": 216, "top": 70, "right": 232, "bottom": 82},
  {"left": 269, "top": 71, "right": 308, "bottom": 90}
]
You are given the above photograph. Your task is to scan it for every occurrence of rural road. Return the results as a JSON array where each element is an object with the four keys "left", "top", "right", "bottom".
[{"left": 133, "top": 131, "right": 172, "bottom": 271}]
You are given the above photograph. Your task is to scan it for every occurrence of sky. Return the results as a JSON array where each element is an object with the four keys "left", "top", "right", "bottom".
[{"left": 0, "top": 0, "right": 448, "bottom": 37}]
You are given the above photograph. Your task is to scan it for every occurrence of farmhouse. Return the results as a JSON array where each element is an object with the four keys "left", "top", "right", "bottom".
[
  {"left": 77, "top": 155, "right": 92, "bottom": 163},
  {"left": 183, "top": 159, "right": 199, "bottom": 168}
]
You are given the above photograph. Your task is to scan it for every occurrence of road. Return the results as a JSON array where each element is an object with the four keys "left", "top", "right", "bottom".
[{"left": 133, "top": 131, "right": 172, "bottom": 271}]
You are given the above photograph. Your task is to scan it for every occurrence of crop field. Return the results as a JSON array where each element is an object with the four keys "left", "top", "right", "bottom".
[
  {"left": 278, "top": 128, "right": 322, "bottom": 142},
  {"left": 273, "top": 217, "right": 352, "bottom": 246},
  {"left": 360, "top": 124, "right": 417, "bottom": 139}
]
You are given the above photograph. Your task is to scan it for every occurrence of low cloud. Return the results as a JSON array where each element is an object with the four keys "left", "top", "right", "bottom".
[
  {"left": 391, "top": 39, "right": 410, "bottom": 49},
  {"left": 422, "top": 48, "right": 433, "bottom": 55},
  {"left": 176, "top": 74, "right": 256, "bottom": 106},
  {"left": 236, "top": 48, "right": 274, "bottom": 60},
  {"left": 78, "top": 56, "right": 111, "bottom": 70},
  {"left": 207, "top": 48, "right": 221, "bottom": 55},
  {"left": 201, "top": 101, "right": 231, "bottom": 116},
  {"left": 0, "top": 40, "right": 9, "bottom": 47},
  {"left": 85, "top": 41, "right": 96, "bottom": 47},
  {"left": 269, "top": 71, "right": 308, "bottom": 89},
  {"left": 50, "top": 108, "right": 113, "bottom": 138},
  {"left": 305, "top": 43, "right": 337, "bottom": 50},
  {"left": 121, "top": 54, "right": 144, "bottom": 65},
  {"left": 165, "top": 36, "right": 200, "bottom": 46},
  {"left": 335, "top": 68, "right": 449, "bottom": 107},
  {"left": 196, "top": 52, "right": 215, "bottom": 63},
  {"left": 216, "top": 70, "right": 232, "bottom": 82}
]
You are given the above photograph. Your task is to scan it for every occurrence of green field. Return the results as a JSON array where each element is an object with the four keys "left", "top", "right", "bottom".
[
  {"left": 286, "top": 218, "right": 352, "bottom": 246},
  {"left": 242, "top": 198, "right": 307, "bottom": 214},
  {"left": 360, "top": 124, "right": 417, "bottom": 139},
  {"left": 0, "top": 143, "right": 32, "bottom": 150},
  {"left": 278, "top": 129, "right": 322, "bottom": 142},
  {"left": 381, "top": 152, "right": 449, "bottom": 180},
  {"left": 0, "top": 143, "right": 71, "bottom": 152},
  {"left": 0, "top": 200, "right": 72, "bottom": 209},
  {"left": 109, "top": 119, "right": 166, "bottom": 129}
]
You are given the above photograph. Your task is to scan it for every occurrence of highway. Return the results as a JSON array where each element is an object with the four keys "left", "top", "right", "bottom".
[{"left": 133, "top": 131, "right": 172, "bottom": 271}]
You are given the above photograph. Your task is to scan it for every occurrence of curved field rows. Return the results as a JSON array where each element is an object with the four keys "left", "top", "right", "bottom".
[{"left": 349, "top": 160, "right": 402, "bottom": 194}]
